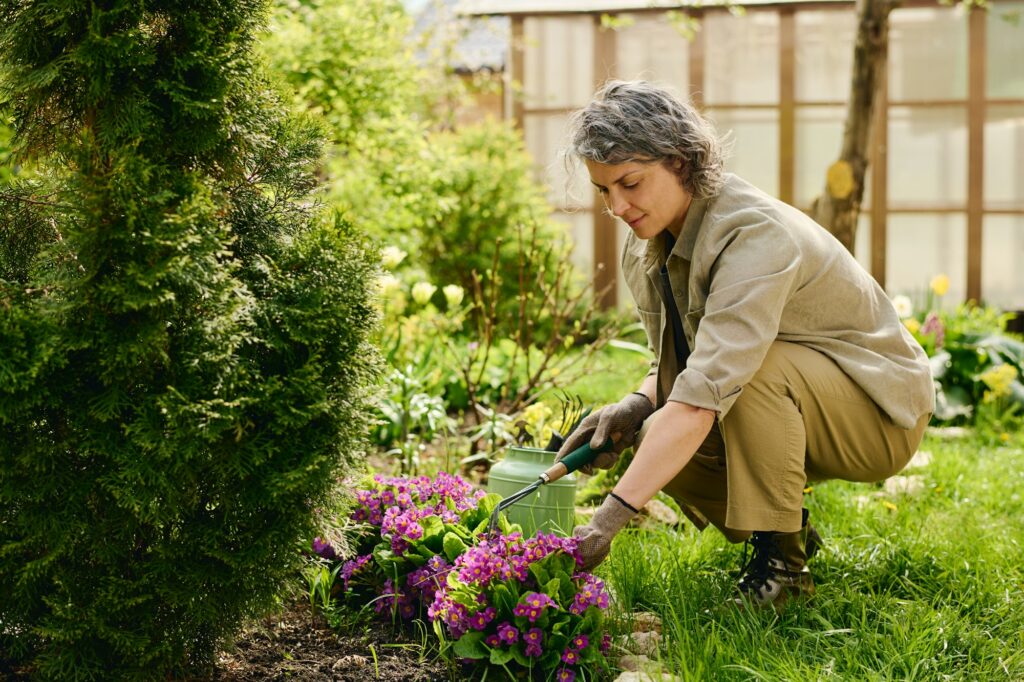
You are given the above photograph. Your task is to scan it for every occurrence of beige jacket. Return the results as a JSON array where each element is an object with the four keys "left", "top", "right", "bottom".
[{"left": 622, "top": 174, "right": 934, "bottom": 430}]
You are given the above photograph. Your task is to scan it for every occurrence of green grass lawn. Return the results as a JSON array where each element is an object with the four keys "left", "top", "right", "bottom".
[{"left": 594, "top": 432, "right": 1024, "bottom": 680}]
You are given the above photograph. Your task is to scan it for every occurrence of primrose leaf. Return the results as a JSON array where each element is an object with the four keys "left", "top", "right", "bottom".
[
  {"left": 528, "top": 562, "right": 549, "bottom": 586},
  {"left": 542, "top": 577, "right": 561, "bottom": 599},
  {"left": 420, "top": 514, "right": 444, "bottom": 540},
  {"left": 511, "top": 646, "right": 530, "bottom": 666},
  {"left": 443, "top": 532, "right": 468, "bottom": 561},
  {"left": 453, "top": 631, "right": 487, "bottom": 659},
  {"left": 477, "top": 492, "right": 501, "bottom": 517},
  {"left": 493, "top": 583, "right": 517, "bottom": 614},
  {"left": 489, "top": 646, "right": 514, "bottom": 665}
]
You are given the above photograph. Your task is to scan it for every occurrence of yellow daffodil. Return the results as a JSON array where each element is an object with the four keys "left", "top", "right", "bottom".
[
  {"left": 903, "top": 318, "right": 921, "bottom": 335},
  {"left": 929, "top": 273, "right": 950, "bottom": 297}
]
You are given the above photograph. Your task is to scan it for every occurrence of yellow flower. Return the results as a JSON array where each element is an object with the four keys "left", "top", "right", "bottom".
[
  {"left": 522, "top": 402, "right": 552, "bottom": 424},
  {"left": 1000, "top": 432, "right": 1010, "bottom": 443},
  {"left": 979, "top": 363, "right": 1017, "bottom": 399},
  {"left": 903, "top": 318, "right": 921, "bottom": 335},
  {"left": 520, "top": 403, "right": 554, "bottom": 444},
  {"left": 929, "top": 273, "right": 950, "bottom": 297},
  {"left": 381, "top": 246, "right": 407, "bottom": 269},
  {"left": 411, "top": 282, "right": 437, "bottom": 305},
  {"left": 442, "top": 284, "right": 464, "bottom": 307}
]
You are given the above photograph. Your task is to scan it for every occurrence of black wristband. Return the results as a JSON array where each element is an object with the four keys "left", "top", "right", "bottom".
[
  {"left": 609, "top": 492, "right": 640, "bottom": 515},
  {"left": 630, "top": 391, "right": 654, "bottom": 409}
]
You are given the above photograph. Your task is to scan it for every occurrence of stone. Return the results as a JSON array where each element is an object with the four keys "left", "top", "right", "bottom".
[
  {"left": 884, "top": 475, "right": 926, "bottom": 496},
  {"left": 613, "top": 671, "right": 682, "bottom": 682},
  {"left": 616, "top": 630, "right": 661, "bottom": 657},
  {"left": 618, "top": 654, "right": 652, "bottom": 672},
  {"left": 642, "top": 499, "right": 680, "bottom": 527},
  {"left": 630, "top": 611, "right": 663, "bottom": 634},
  {"left": 905, "top": 450, "right": 933, "bottom": 469},
  {"left": 930, "top": 426, "right": 971, "bottom": 440}
]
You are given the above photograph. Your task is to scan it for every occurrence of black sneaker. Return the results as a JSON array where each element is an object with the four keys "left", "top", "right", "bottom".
[{"left": 733, "top": 529, "right": 815, "bottom": 609}]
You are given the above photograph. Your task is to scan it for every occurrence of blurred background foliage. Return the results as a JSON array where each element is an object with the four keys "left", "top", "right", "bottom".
[{"left": 260, "top": 0, "right": 636, "bottom": 475}]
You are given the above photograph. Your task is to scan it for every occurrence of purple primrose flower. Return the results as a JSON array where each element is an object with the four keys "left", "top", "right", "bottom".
[{"left": 312, "top": 537, "right": 337, "bottom": 561}]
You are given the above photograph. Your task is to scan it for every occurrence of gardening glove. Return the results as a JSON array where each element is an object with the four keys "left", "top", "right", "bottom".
[
  {"left": 555, "top": 392, "right": 654, "bottom": 475},
  {"left": 573, "top": 494, "right": 639, "bottom": 570}
]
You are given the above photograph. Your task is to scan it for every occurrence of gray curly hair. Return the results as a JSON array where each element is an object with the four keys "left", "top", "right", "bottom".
[{"left": 566, "top": 80, "right": 727, "bottom": 200}]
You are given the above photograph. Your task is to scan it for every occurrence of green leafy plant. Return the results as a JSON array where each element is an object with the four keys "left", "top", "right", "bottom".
[
  {"left": 312, "top": 473, "right": 512, "bottom": 621},
  {"left": 313, "top": 472, "right": 612, "bottom": 680},
  {"left": 430, "top": 532, "right": 612, "bottom": 681},
  {"left": 893, "top": 276, "right": 1024, "bottom": 437},
  {"left": 375, "top": 365, "right": 456, "bottom": 475},
  {"left": 0, "top": 2, "right": 378, "bottom": 678}
]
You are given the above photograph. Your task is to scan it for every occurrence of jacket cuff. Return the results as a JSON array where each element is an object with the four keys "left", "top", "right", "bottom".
[{"left": 667, "top": 368, "right": 739, "bottom": 418}]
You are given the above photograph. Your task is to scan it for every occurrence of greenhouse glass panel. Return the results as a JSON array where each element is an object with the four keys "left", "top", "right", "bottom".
[
  {"left": 888, "top": 106, "right": 967, "bottom": 207},
  {"left": 889, "top": 7, "right": 967, "bottom": 102},
  {"left": 984, "top": 105, "right": 1024, "bottom": 211},
  {"left": 794, "top": 105, "right": 862, "bottom": 209},
  {"left": 553, "top": 209, "right": 596, "bottom": 276},
  {"left": 707, "top": 108, "right": 779, "bottom": 196},
  {"left": 794, "top": 9, "right": 856, "bottom": 103},
  {"left": 524, "top": 112, "right": 589, "bottom": 210},
  {"left": 523, "top": 17, "right": 594, "bottom": 110},
  {"left": 987, "top": 3, "right": 1024, "bottom": 100},
  {"left": 704, "top": 11, "right": 779, "bottom": 105},
  {"left": 886, "top": 214, "right": 967, "bottom": 306},
  {"left": 982, "top": 215, "right": 1024, "bottom": 311},
  {"left": 854, "top": 214, "right": 871, "bottom": 275},
  {"left": 615, "top": 13, "right": 690, "bottom": 92}
]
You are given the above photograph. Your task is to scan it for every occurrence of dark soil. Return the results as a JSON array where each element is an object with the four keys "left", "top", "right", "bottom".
[
  {"left": 1, "top": 602, "right": 453, "bottom": 682},
  {"left": 213, "top": 601, "right": 452, "bottom": 682}
]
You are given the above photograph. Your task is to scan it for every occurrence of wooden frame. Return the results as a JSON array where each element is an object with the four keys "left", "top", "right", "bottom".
[
  {"left": 505, "top": 2, "right": 1024, "bottom": 307},
  {"left": 594, "top": 15, "right": 620, "bottom": 307}
]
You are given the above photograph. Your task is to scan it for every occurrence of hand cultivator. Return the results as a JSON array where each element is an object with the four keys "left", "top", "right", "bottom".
[
  {"left": 543, "top": 392, "right": 589, "bottom": 452},
  {"left": 486, "top": 437, "right": 612, "bottom": 535}
]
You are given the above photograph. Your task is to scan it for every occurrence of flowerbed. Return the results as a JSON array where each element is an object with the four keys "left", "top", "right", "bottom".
[{"left": 313, "top": 472, "right": 611, "bottom": 680}]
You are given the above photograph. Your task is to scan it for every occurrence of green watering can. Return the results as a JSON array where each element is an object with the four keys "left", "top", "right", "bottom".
[{"left": 486, "top": 439, "right": 612, "bottom": 537}]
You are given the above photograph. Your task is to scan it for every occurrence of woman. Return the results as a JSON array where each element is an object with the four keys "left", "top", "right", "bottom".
[{"left": 557, "top": 80, "right": 933, "bottom": 608}]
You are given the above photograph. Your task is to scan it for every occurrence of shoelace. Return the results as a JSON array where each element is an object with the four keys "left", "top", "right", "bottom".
[{"left": 736, "top": 532, "right": 782, "bottom": 593}]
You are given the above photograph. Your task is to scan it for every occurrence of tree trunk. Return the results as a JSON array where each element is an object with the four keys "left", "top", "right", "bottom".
[{"left": 811, "top": 0, "right": 895, "bottom": 252}]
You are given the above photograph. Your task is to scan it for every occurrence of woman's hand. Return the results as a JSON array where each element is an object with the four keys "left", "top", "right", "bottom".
[
  {"left": 572, "top": 495, "right": 638, "bottom": 570},
  {"left": 555, "top": 393, "right": 655, "bottom": 474}
]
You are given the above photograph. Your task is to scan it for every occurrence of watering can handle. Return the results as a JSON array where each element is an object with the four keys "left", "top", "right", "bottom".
[{"left": 540, "top": 438, "right": 614, "bottom": 484}]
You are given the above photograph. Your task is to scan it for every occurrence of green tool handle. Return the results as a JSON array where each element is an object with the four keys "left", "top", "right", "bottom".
[{"left": 540, "top": 438, "right": 613, "bottom": 483}]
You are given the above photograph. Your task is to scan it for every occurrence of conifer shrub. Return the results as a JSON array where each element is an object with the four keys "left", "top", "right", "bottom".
[{"left": 0, "top": 1, "right": 378, "bottom": 678}]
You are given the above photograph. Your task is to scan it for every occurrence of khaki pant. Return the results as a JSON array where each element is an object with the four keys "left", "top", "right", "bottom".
[{"left": 651, "top": 341, "right": 930, "bottom": 541}]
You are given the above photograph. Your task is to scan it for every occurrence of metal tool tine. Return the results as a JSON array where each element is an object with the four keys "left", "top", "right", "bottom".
[{"left": 486, "top": 478, "right": 542, "bottom": 536}]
